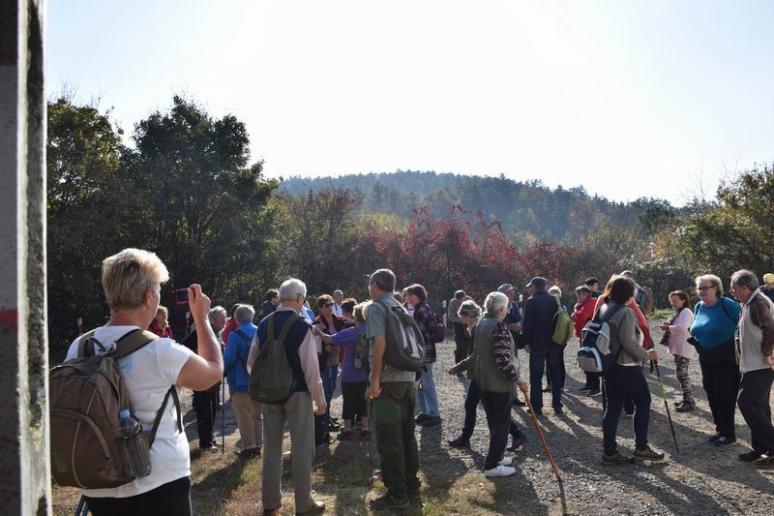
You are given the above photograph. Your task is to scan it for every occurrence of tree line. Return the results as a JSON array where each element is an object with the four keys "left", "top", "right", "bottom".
[{"left": 47, "top": 95, "right": 774, "bottom": 356}]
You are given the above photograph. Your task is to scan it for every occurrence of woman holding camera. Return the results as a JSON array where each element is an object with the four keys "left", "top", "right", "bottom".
[
  {"left": 659, "top": 290, "right": 696, "bottom": 412},
  {"left": 689, "top": 274, "right": 742, "bottom": 446}
]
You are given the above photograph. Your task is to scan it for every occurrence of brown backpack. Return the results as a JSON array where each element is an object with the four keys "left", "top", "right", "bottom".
[{"left": 49, "top": 328, "right": 182, "bottom": 489}]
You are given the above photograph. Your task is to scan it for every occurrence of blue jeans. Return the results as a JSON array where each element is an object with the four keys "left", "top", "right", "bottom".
[
  {"left": 320, "top": 365, "right": 338, "bottom": 424},
  {"left": 417, "top": 364, "right": 441, "bottom": 417},
  {"left": 529, "top": 344, "right": 565, "bottom": 411},
  {"left": 603, "top": 364, "right": 651, "bottom": 455}
]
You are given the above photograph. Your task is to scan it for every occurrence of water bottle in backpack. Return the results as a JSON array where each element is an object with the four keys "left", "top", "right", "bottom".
[{"left": 118, "top": 409, "right": 152, "bottom": 478}]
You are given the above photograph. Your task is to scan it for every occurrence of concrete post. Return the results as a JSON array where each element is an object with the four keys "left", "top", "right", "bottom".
[{"left": 0, "top": 0, "right": 51, "bottom": 514}]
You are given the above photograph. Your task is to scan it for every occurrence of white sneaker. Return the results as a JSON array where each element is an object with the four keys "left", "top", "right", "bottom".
[
  {"left": 484, "top": 465, "right": 516, "bottom": 477},
  {"left": 498, "top": 456, "right": 513, "bottom": 466}
]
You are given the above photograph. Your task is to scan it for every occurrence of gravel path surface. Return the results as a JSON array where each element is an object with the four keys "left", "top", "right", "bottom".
[{"left": 398, "top": 321, "right": 774, "bottom": 515}]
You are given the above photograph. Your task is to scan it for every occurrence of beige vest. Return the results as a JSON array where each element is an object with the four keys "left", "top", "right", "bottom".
[{"left": 736, "top": 289, "right": 774, "bottom": 373}]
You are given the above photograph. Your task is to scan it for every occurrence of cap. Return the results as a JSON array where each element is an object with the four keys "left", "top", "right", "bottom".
[
  {"left": 575, "top": 285, "right": 592, "bottom": 294},
  {"left": 764, "top": 273, "right": 774, "bottom": 284},
  {"left": 620, "top": 270, "right": 634, "bottom": 277},
  {"left": 454, "top": 289, "right": 466, "bottom": 299},
  {"left": 497, "top": 283, "right": 515, "bottom": 294},
  {"left": 527, "top": 277, "right": 548, "bottom": 290}
]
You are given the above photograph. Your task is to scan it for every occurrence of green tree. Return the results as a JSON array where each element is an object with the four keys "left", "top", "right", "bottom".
[
  {"left": 678, "top": 165, "right": 774, "bottom": 280},
  {"left": 47, "top": 97, "right": 126, "bottom": 353}
]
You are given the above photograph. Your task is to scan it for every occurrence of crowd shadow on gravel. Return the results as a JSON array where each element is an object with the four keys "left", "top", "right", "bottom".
[{"left": 531, "top": 406, "right": 730, "bottom": 515}]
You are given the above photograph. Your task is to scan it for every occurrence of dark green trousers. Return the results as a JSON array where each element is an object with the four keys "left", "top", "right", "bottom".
[{"left": 373, "top": 382, "right": 420, "bottom": 499}]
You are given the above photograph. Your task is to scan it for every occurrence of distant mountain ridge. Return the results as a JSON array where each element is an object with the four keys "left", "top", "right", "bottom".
[{"left": 280, "top": 171, "right": 673, "bottom": 242}]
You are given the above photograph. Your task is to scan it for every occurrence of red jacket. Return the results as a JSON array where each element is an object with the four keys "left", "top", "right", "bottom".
[
  {"left": 573, "top": 296, "right": 596, "bottom": 338},
  {"left": 148, "top": 321, "right": 174, "bottom": 339},
  {"left": 593, "top": 295, "right": 654, "bottom": 349},
  {"left": 221, "top": 317, "right": 238, "bottom": 348}
]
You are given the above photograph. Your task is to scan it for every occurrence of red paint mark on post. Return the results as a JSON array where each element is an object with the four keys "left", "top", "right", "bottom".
[{"left": 0, "top": 309, "right": 18, "bottom": 331}]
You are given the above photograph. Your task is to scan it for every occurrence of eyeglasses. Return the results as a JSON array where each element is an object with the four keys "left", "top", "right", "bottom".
[{"left": 324, "top": 303, "right": 334, "bottom": 308}]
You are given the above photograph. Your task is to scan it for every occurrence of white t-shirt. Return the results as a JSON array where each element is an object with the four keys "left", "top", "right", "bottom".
[{"left": 66, "top": 325, "right": 195, "bottom": 498}]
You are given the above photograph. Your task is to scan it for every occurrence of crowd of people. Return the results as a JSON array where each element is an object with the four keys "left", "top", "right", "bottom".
[{"left": 58, "top": 247, "right": 774, "bottom": 515}]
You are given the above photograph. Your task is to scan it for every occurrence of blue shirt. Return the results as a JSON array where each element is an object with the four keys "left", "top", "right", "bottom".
[
  {"left": 224, "top": 321, "right": 257, "bottom": 393},
  {"left": 690, "top": 297, "right": 741, "bottom": 350}
]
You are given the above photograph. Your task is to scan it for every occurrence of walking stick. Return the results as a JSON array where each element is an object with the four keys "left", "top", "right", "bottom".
[
  {"left": 221, "top": 380, "right": 226, "bottom": 452},
  {"left": 652, "top": 360, "right": 679, "bottom": 453},
  {"left": 519, "top": 383, "right": 562, "bottom": 482}
]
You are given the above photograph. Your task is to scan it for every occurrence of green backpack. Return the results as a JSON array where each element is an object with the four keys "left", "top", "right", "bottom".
[
  {"left": 551, "top": 297, "right": 573, "bottom": 346},
  {"left": 249, "top": 312, "right": 301, "bottom": 404}
]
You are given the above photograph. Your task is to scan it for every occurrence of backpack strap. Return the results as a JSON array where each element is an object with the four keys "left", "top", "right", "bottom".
[
  {"left": 111, "top": 329, "right": 159, "bottom": 359},
  {"left": 233, "top": 328, "right": 249, "bottom": 343},
  {"left": 277, "top": 313, "right": 301, "bottom": 343},
  {"left": 147, "top": 385, "right": 183, "bottom": 448}
]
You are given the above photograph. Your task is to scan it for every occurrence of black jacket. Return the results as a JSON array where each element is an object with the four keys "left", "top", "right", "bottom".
[{"left": 521, "top": 290, "right": 557, "bottom": 353}]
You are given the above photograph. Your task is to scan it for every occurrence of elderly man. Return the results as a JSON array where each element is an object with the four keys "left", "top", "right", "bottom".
[
  {"left": 521, "top": 277, "right": 564, "bottom": 416},
  {"left": 247, "top": 278, "right": 326, "bottom": 515},
  {"left": 182, "top": 305, "right": 228, "bottom": 451},
  {"left": 332, "top": 289, "right": 345, "bottom": 317},
  {"left": 225, "top": 304, "right": 262, "bottom": 459},
  {"left": 367, "top": 269, "right": 422, "bottom": 511},
  {"left": 730, "top": 270, "right": 774, "bottom": 467}
]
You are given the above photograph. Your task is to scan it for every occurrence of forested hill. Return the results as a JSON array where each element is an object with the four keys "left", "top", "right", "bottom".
[{"left": 280, "top": 171, "right": 675, "bottom": 242}]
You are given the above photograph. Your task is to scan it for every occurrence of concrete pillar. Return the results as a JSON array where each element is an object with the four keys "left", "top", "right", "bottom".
[{"left": 0, "top": 0, "right": 51, "bottom": 514}]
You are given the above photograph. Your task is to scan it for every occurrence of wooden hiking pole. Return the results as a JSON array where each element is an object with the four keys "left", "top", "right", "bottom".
[{"left": 519, "top": 383, "right": 562, "bottom": 483}]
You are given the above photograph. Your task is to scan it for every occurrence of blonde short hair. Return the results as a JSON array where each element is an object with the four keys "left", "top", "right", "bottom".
[
  {"left": 102, "top": 248, "right": 170, "bottom": 311},
  {"left": 548, "top": 286, "right": 562, "bottom": 298},
  {"left": 354, "top": 302, "right": 369, "bottom": 324},
  {"left": 156, "top": 305, "right": 169, "bottom": 317},
  {"left": 695, "top": 274, "right": 723, "bottom": 297}
]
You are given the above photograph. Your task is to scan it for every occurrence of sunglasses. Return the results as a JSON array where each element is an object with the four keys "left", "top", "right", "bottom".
[{"left": 324, "top": 303, "right": 335, "bottom": 308}]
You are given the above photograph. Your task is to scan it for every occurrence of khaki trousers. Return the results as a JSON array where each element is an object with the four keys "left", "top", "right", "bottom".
[
  {"left": 231, "top": 392, "right": 263, "bottom": 450},
  {"left": 261, "top": 392, "right": 315, "bottom": 513}
]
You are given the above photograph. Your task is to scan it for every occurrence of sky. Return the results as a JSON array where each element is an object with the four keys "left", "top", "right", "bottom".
[{"left": 47, "top": 0, "right": 774, "bottom": 205}]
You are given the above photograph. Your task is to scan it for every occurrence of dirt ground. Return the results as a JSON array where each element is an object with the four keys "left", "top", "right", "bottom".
[{"left": 54, "top": 320, "right": 774, "bottom": 515}]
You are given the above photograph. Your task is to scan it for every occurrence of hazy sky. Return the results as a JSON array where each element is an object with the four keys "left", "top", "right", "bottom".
[{"left": 47, "top": 1, "right": 774, "bottom": 205}]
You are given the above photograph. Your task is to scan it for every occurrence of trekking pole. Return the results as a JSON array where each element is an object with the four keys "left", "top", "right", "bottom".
[
  {"left": 221, "top": 380, "right": 226, "bottom": 453},
  {"left": 652, "top": 360, "right": 679, "bottom": 453},
  {"left": 519, "top": 383, "right": 562, "bottom": 482}
]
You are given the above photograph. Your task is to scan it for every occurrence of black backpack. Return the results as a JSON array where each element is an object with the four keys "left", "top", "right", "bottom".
[{"left": 376, "top": 299, "right": 426, "bottom": 373}]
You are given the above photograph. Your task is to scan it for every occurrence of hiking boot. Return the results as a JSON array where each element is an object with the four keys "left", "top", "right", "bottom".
[
  {"left": 448, "top": 435, "right": 471, "bottom": 448},
  {"left": 676, "top": 401, "right": 695, "bottom": 413},
  {"left": 603, "top": 451, "right": 634, "bottom": 465},
  {"left": 239, "top": 447, "right": 260, "bottom": 459},
  {"left": 507, "top": 434, "right": 527, "bottom": 452},
  {"left": 337, "top": 430, "right": 354, "bottom": 441},
  {"left": 707, "top": 432, "right": 722, "bottom": 442},
  {"left": 587, "top": 388, "right": 602, "bottom": 397},
  {"left": 415, "top": 414, "right": 428, "bottom": 425},
  {"left": 624, "top": 412, "right": 634, "bottom": 419},
  {"left": 527, "top": 407, "right": 543, "bottom": 417},
  {"left": 714, "top": 436, "right": 737, "bottom": 447},
  {"left": 553, "top": 406, "right": 564, "bottom": 416},
  {"left": 296, "top": 500, "right": 325, "bottom": 515},
  {"left": 542, "top": 385, "right": 552, "bottom": 393},
  {"left": 421, "top": 415, "right": 442, "bottom": 427},
  {"left": 369, "top": 493, "right": 410, "bottom": 511},
  {"left": 484, "top": 465, "right": 516, "bottom": 477},
  {"left": 753, "top": 454, "right": 774, "bottom": 468},
  {"left": 739, "top": 450, "right": 764, "bottom": 462},
  {"left": 634, "top": 446, "right": 665, "bottom": 461}
]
